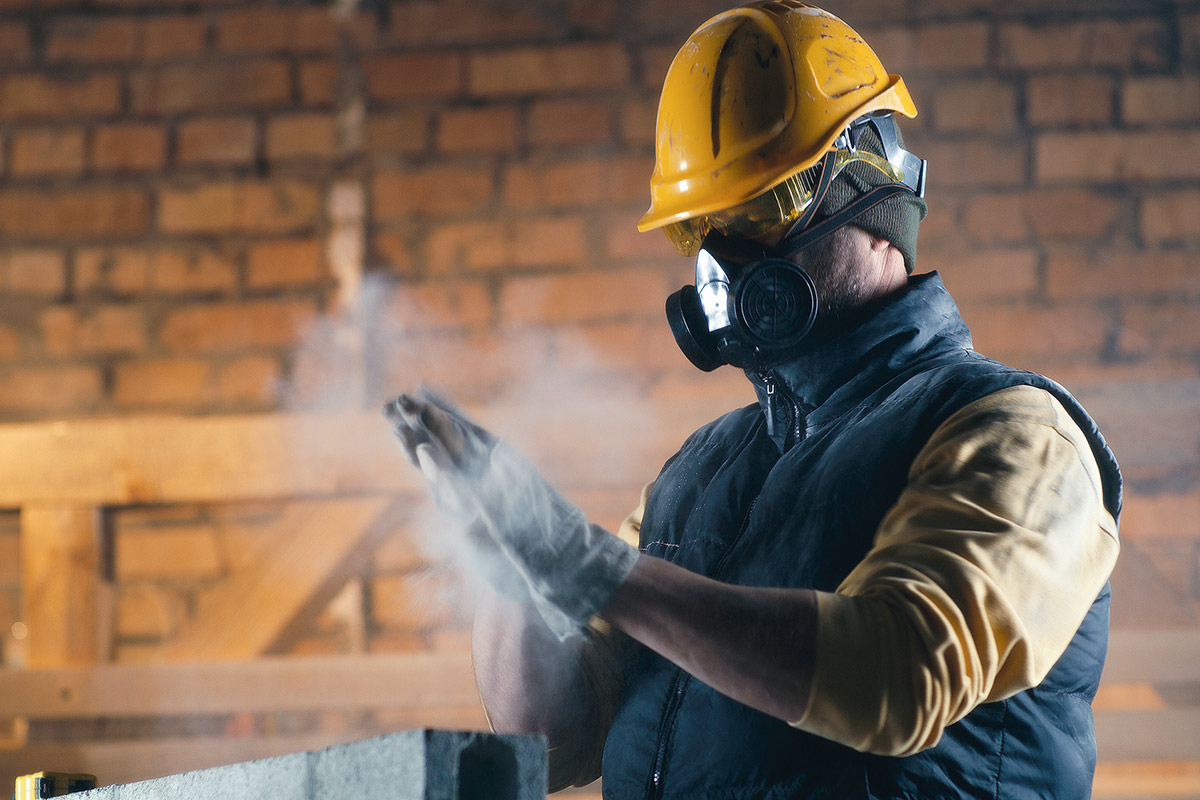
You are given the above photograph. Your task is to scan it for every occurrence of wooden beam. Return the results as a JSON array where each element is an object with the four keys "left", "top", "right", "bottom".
[
  {"left": 0, "top": 408, "right": 694, "bottom": 506},
  {"left": 0, "top": 414, "right": 419, "bottom": 506},
  {"left": 157, "top": 497, "right": 397, "bottom": 660},
  {"left": 20, "top": 505, "right": 112, "bottom": 668},
  {"left": 0, "top": 652, "right": 479, "bottom": 718}
]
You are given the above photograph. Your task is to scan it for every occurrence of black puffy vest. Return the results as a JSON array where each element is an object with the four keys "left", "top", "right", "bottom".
[{"left": 600, "top": 274, "right": 1121, "bottom": 800}]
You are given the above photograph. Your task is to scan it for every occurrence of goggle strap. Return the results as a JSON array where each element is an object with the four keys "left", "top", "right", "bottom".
[
  {"left": 778, "top": 151, "right": 838, "bottom": 243},
  {"left": 777, "top": 183, "right": 915, "bottom": 262}
]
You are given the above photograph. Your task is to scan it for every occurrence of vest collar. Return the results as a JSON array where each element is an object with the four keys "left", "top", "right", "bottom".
[{"left": 749, "top": 272, "right": 973, "bottom": 427}]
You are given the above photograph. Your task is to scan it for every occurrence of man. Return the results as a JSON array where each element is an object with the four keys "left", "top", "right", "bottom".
[{"left": 385, "top": 3, "right": 1121, "bottom": 798}]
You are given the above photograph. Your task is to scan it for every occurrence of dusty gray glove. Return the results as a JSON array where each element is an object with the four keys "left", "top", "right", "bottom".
[{"left": 383, "top": 389, "right": 638, "bottom": 639}]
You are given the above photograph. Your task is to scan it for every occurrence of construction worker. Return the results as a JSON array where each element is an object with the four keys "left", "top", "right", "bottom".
[{"left": 385, "top": 2, "right": 1121, "bottom": 797}]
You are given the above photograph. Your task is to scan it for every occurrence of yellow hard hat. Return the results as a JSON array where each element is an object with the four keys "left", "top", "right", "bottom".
[{"left": 638, "top": 1, "right": 918, "bottom": 233}]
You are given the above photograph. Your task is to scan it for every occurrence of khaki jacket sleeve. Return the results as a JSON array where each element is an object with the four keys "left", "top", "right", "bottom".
[{"left": 793, "top": 385, "right": 1120, "bottom": 756}]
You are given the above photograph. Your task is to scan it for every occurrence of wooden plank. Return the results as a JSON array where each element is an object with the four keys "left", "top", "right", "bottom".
[
  {"left": 157, "top": 497, "right": 395, "bottom": 660},
  {"left": 0, "top": 408, "right": 691, "bottom": 506},
  {"left": 0, "top": 413, "right": 418, "bottom": 505},
  {"left": 1103, "top": 629, "right": 1200, "bottom": 684},
  {"left": 0, "top": 652, "right": 479, "bottom": 718},
  {"left": 19, "top": 505, "right": 112, "bottom": 668}
]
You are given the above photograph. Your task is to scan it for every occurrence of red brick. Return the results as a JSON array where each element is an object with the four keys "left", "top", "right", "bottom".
[
  {"left": 375, "top": 329, "right": 553, "bottom": 405},
  {"left": 92, "top": 122, "right": 167, "bottom": 172},
  {"left": 914, "top": 21, "right": 990, "bottom": 70},
  {"left": 266, "top": 113, "right": 340, "bottom": 160},
  {"left": 551, "top": 318, "right": 681, "bottom": 375},
  {"left": 1035, "top": 130, "right": 1200, "bottom": 183},
  {"left": 10, "top": 126, "right": 85, "bottom": 176},
  {"left": 962, "top": 301, "right": 1112, "bottom": 362},
  {"left": 1186, "top": 11, "right": 1200, "bottom": 64},
  {"left": 919, "top": 140, "right": 1029, "bottom": 189},
  {"left": 0, "top": 365, "right": 103, "bottom": 415},
  {"left": 366, "top": 112, "right": 430, "bottom": 156},
  {"left": 1118, "top": 302, "right": 1200, "bottom": 359},
  {"left": 933, "top": 248, "right": 1040, "bottom": 301},
  {"left": 1069, "top": 378, "right": 1200, "bottom": 482},
  {"left": 0, "top": 323, "right": 21, "bottom": 359},
  {"left": 382, "top": 1, "right": 549, "bottom": 47},
  {"left": 158, "top": 180, "right": 321, "bottom": 235},
  {"left": 425, "top": 216, "right": 588, "bottom": 274},
  {"left": 247, "top": 238, "right": 325, "bottom": 288},
  {"left": 176, "top": 117, "right": 258, "bottom": 165},
  {"left": 299, "top": 58, "right": 339, "bottom": 107},
  {"left": 112, "top": 357, "right": 211, "bottom": 408},
  {"left": 1046, "top": 249, "right": 1200, "bottom": 300},
  {"left": 931, "top": 80, "right": 1019, "bottom": 134},
  {"left": 0, "top": 188, "right": 149, "bottom": 240},
  {"left": 159, "top": 299, "right": 319, "bottom": 353},
  {"left": 1027, "top": 74, "right": 1116, "bottom": 128},
  {"left": 0, "top": 22, "right": 32, "bottom": 65},
  {"left": 142, "top": 14, "right": 208, "bottom": 61},
  {"left": 368, "top": 231, "right": 416, "bottom": 275},
  {"left": 469, "top": 43, "right": 631, "bottom": 96},
  {"left": 2, "top": 249, "right": 67, "bottom": 296},
  {"left": 130, "top": 59, "right": 291, "bottom": 114},
  {"left": 0, "top": 73, "right": 121, "bottom": 120},
  {"left": 1121, "top": 491, "right": 1200, "bottom": 540},
  {"left": 372, "top": 168, "right": 493, "bottom": 219},
  {"left": 436, "top": 106, "right": 519, "bottom": 154},
  {"left": 567, "top": 0, "right": 617, "bottom": 34},
  {"left": 216, "top": 355, "right": 280, "bottom": 407},
  {"left": 963, "top": 189, "right": 1122, "bottom": 243},
  {"left": 638, "top": 42, "right": 678, "bottom": 92},
  {"left": 1141, "top": 189, "right": 1200, "bottom": 243},
  {"left": 40, "top": 305, "right": 147, "bottom": 357},
  {"left": 865, "top": 22, "right": 989, "bottom": 73},
  {"left": 216, "top": 6, "right": 338, "bottom": 53},
  {"left": 503, "top": 157, "right": 651, "bottom": 209},
  {"left": 529, "top": 98, "right": 615, "bottom": 147},
  {"left": 998, "top": 18, "right": 1171, "bottom": 71},
  {"left": 363, "top": 53, "right": 463, "bottom": 102},
  {"left": 116, "top": 524, "right": 223, "bottom": 580},
  {"left": 76, "top": 246, "right": 238, "bottom": 295},
  {"left": 1122, "top": 76, "right": 1200, "bottom": 125},
  {"left": 604, "top": 214, "right": 679, "bottom": 263},
  {"left": 380, "top": 279, "right": 492, "bottom": 332},
  {"left": 499, "top": 267, "right": 670, "bottom": 326},
  {"left": 46, "top": 16, "right": 139, "bottom": 63},
  {"left": 619, "top": 96, "right": 657, "bottom": 148}
]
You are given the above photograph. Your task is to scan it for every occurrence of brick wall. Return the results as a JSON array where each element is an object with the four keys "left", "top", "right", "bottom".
[{"left": 0, "top": 0, "right": 1197, "bottom": 783}]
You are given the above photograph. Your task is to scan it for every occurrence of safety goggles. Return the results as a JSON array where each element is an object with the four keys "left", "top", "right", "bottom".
[{"left": 662, "top": 148, "right": 909, "bottom": 258}]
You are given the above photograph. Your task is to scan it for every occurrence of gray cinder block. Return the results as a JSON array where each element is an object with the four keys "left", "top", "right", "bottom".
[{"left": 72, "top": 730, "right": 547, "bottom": 800}]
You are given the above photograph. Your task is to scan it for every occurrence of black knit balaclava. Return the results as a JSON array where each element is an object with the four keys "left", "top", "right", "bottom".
[{"left": 812, "top": 124, "right": 927, "bottom": 273}]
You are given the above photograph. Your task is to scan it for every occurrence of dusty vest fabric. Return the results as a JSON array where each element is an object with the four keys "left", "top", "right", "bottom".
[{"left": 600, "top": 273, "right": 1122, "bottom": 800}]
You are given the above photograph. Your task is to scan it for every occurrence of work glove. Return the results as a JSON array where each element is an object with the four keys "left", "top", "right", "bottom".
[{"left": 383, "top": 388, "right": 639, "bottom": 639}]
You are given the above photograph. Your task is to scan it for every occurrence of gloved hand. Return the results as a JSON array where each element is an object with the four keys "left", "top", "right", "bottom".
[{"left": 383, "top": 388, "right": 639, "bottom": 639}]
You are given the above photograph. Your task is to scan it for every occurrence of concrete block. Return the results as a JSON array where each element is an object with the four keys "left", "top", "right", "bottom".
[{"left": 73, "top": 730, "right": 547, "bottom": 800}]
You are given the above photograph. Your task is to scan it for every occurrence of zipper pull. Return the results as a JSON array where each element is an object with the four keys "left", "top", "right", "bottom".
[{"left": 760, "top": 371, "right": 777, "bottom": 439}]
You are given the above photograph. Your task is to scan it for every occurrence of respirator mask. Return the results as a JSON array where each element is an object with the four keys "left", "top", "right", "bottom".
[{"left": 663, "top": 114, "right": 927, "bottom": 373}]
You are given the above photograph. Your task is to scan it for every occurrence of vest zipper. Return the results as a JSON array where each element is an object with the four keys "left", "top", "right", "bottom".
[
  {"left": 645, "top": 496, "right": 761, "bottom": 800},
  {"left": 758, "top": 370, "right": 806, "bottom": 449}
]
